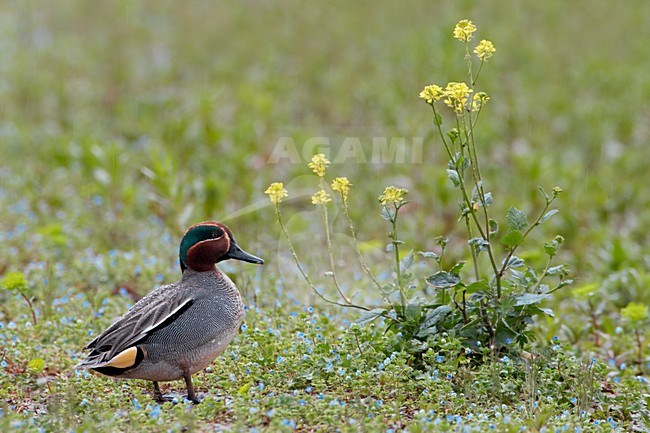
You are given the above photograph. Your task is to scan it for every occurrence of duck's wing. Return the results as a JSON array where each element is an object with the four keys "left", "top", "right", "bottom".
[{"left": 76, "top": 283, "right": 194, "bottom": 369}]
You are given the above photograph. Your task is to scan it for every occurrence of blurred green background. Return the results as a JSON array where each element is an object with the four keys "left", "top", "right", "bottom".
[{"left": 1, "top": 0, "right": 649, "bottom": 286}]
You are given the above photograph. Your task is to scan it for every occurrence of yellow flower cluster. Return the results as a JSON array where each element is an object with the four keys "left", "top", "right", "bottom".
[
  {"left": 474, "top": 39, "right": 496, "bottom": 61},
  {"left": 453, "top": 19, "right": 476, "bottom": 42},
  {"left": 419, "top": 82, "right": 489, "bottom": 114},
  {"left": 419, "top": 84, "right": 444, "bottom": 104},
  {"left": 471, "top": 92, "right": 490, "bottom": 111},
  {"left": 443, "top": 82, "right": 473, "bottom": 114},
  {"left": 379, "top": 186, "right": 408, "bottom": 205},
  {"left": 308, "top": 153, "right": 330, "bottom": 177},
  {"left": 311, "top": 189, "right": 332, "bottom": 206},
  {"left": 331, "top": 177, "right": 351, "bottom": 201},
  {"left": 265, "top": 182, "right": 288, "bottom": 205}
]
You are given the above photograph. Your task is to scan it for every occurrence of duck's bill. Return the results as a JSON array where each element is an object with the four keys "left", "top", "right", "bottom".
[{"left": 227, "top": 244, "right": 264, "bottom": 264}]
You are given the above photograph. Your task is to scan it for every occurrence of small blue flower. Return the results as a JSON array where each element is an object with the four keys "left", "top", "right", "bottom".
[{"left": 436, "top": 355, "right": 444, "bottom": 363}]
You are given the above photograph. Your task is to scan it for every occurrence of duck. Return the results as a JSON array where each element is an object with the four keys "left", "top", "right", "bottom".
[{"left": 75, "top": 221, "right": 264, "bottom": 403}]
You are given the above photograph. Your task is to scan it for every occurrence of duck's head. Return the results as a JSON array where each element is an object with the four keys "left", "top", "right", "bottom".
[{"left": 179, "top": 221, "right": 264, "bottom": 272}]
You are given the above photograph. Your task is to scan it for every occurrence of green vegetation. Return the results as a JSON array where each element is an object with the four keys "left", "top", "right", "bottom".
[{"left": 1, "top": 1, "right": 649, "bottom": 431}]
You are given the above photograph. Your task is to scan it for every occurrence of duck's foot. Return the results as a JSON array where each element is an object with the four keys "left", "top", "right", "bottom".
[
  {"left": 187, "top": 394, "right": 202, "bottom": 404},
  {"left": 151, "top": 378, "right": 204, "bottom": 404},
  {"left": 183, "top": 372, "right": 202, "bottom": 404},
  {"left": 152, "top": 381, "right": 173, "bottom": 403}
]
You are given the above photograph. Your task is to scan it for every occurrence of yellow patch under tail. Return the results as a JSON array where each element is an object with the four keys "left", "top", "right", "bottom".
[{"left": 103, "top": 347, "right": 138, "bottom": 368}]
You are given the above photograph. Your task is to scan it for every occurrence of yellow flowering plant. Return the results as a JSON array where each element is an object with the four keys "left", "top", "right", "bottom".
[
  {"left": 265, "top": 154, "right": 377, "bottom": 311},
  {"left": 412, "top": 19, "right": 571, "bottom": 353},
  {"left": 267, "top": 20, "right": 570, "bottom": 358}
]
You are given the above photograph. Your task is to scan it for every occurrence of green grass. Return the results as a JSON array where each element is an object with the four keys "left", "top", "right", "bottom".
[{"left": 1, "top": 1, "right": 650, "bottom": 431}]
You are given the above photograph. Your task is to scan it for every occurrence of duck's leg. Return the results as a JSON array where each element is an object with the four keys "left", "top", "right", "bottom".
[
  {"left": 183, "top": 372, "right": 201, "bottom": 404},
  {"left": 152, "top": 381, "right": 173, "bottom": 403}
]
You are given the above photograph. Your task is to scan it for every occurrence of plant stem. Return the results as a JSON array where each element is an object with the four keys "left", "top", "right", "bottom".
[
  {"left": 465, "top": 214, "right": 480, "bottom": 281},
  {"left": 319, "top": 179, "right": 352, "bottom": 304},
  {"left": 341, "top": 200, "right": 383, "bottom": 291},
  {"left": 19, "top": 291, "right": 37, "bottom": 325},
  {"left": 391, "top": 203, "right": 408, "bottom": 309},
  {"left": 275, "top": 206, "right": 369, "bottom": 311},
  {"left": 529, "top": 255, "right": 554, "bottom": 294},
  {"left": 473, "top": 60, "right": 485, "bottom": 86},
  {"left": 635, "top": 328, "right": 643, "bottom": 374},
  {"left": 498, "top": 198, "right": 555, "bottom": 280}
]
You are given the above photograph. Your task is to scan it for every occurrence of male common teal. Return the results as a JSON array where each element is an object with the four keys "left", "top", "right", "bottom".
[{"left": 76, "top": 221, "right": 263, "bottom": 403}]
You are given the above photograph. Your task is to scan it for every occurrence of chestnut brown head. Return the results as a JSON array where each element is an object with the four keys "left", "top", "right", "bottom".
[{"left": 179, "top": 222, "right": 264, "bottom": 272}]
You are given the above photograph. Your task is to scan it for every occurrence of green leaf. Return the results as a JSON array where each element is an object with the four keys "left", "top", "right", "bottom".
[
  {"left": 502, "top": 230, "right": 523, "bottom": 247},
  {"left": 538, "top": 186, "right": 550, "bottom": 202},
  {"left": 380, "top": 284, "right": 397, "bottom": 296},
  {"left": 546, "top": 265, "right": 565, "bottom": 275},
  {"left": 505, "top": 256, "right": 525, "bottom": 268},
  {"left": 355, "top": 308, "right": 387, "bottom": 325},
  {"left": 538, "top": 307, "right": 555, "bottom": 317},
  {"left": 506, "top": 207, "right": 528, "bottom": 231},
  {"left": 380, "top": 206, "right": 395, "bottom": 222},
  {"left": 468, "top": 237, "right": 489, "bottom": 252},
  {"left": 421, "top": 305, "right": 452, "bottom": 329},
  {"left": 400, "top": 250, "right": 414, "bottom": 274},
  {"left": 434, "top": 113, "right": 443, "bottom": 126},
  {"left": 539, "top": 209, "right": 559, "bottom": 224},
  {"left": 447, "top": 169, "right": 460, "bottom": 187},
  {"left": 405, "top": 297, "right": 424, "bottom": 320},
  {"left": 544, "top": 243, "right": 556, "bottom": 256},
  {"left": 465, "top": 280, "right": 488, "bottom": 294},
  {"left": 418, "top": 251, "right": 439, "bottom": 260},
  {"left": 489, "top": 219, "right": 499, "bottom": 235},
  {"left": 514, "top": 293, "right": 550, "bottom": 306},
  {"left": 237, "top": 382, "right": 252, "bottom": 396},
  {"left": 449, "top": 261, "right": 466, "bottom": 275},
  {"left": 482, "top": 192, "right": 493, "bottom": 207},
  {"left": 426, "top": 271, "right": 461, "bottom": 289}
]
